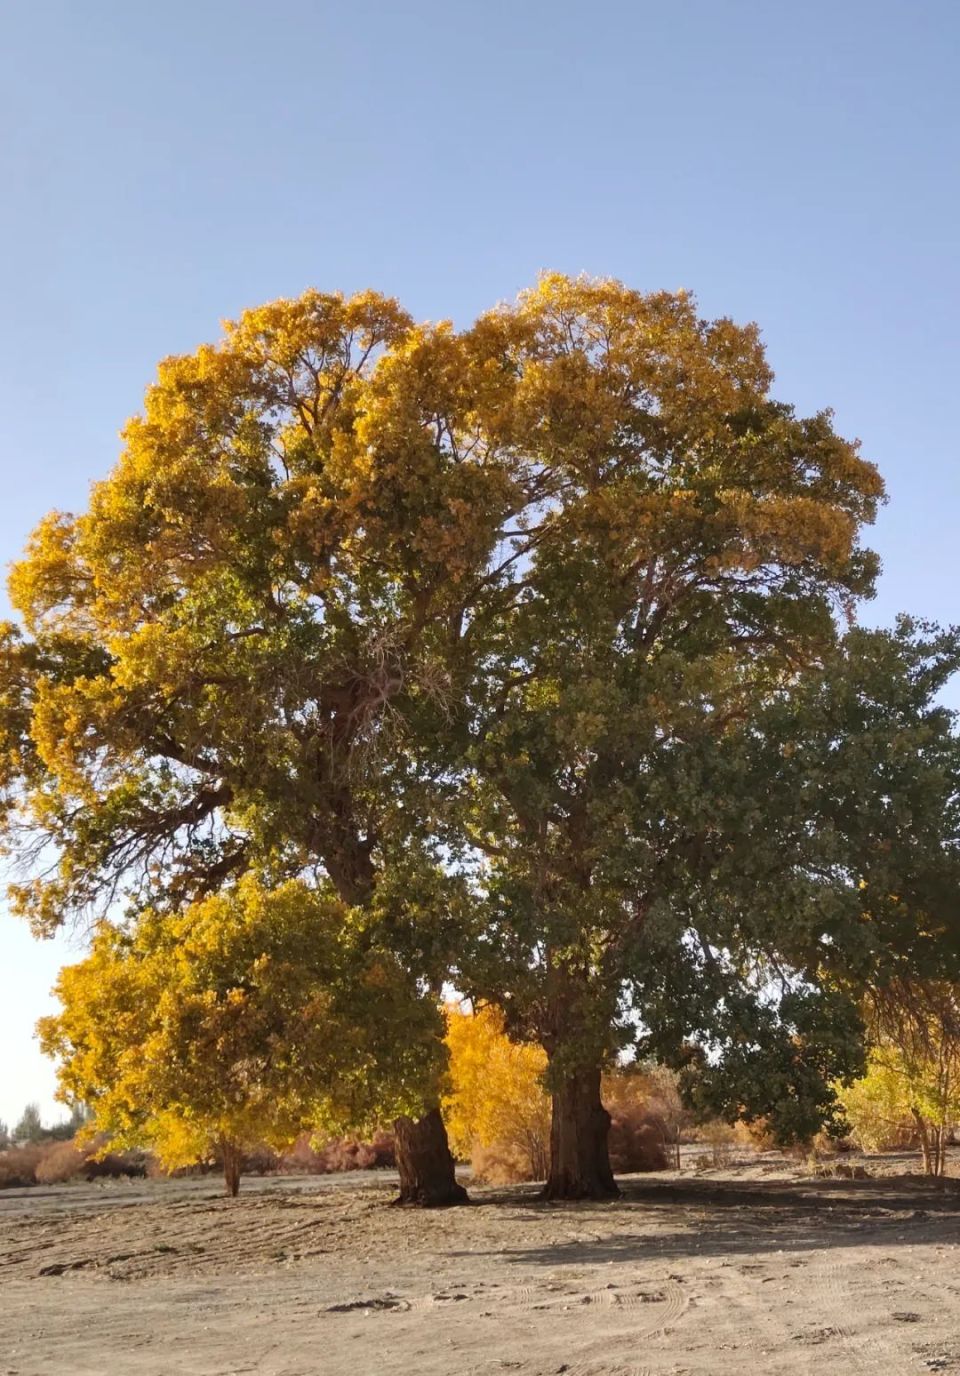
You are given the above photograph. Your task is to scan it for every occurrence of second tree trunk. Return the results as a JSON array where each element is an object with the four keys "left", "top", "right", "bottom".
[{"left": 542, "top": 1062, "right": 619, "bottom": 1200}]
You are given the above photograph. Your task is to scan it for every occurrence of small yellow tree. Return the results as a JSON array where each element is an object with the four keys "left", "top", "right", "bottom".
[
  {"left": 39, "top": 875, "right": 442, "bottom": 1194},
  {"left": 839, "top": 982, "right": 960, "bottom": 1176},
  {"left": 443, "top": 1005, "right": 551, "bottom": 1180},
  {"left": 839, "top": 1050, "right": 917, "bottom": 1153}
]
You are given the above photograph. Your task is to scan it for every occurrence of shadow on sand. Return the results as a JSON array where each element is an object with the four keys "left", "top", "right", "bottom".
[{"left": 448, "top": 1171, "right": 960, "bottom": 1267}]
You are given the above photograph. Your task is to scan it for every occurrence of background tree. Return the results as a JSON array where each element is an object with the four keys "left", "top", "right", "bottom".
[
  {"left": 444, "top": 1003, "right": 551, "bottom": 1181},
  {"left": 38, "top": 874, "right": 440, "bottom": 1195},
  {"left": 840, "top": 982, "right": 960, "bottom": 1176},
  {"left": 13, "top": 1103, "right": 44, "bottom": 1144},
  {"left": 839, "top": 1049, "right": 921, "bottom": 1156}
]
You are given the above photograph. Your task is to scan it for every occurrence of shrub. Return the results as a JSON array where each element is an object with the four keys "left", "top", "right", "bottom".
[
  {"left": 319, "top": 1139, "right": 377, "bottom": 1171},
  {"left": 0, "top": 1144, "right": 45, "bottom": 1188},
  {"left": 278, "top": 1134, "right": 325, "bottom": 1173},
  {"left": 240, "top": 1144, "right": 280, "bottom": 1176},
  {"left": 602, "top": 1072, "right": 669, "bottom": 1173},
  {"left": 84, "top": 1150, "right": 148, "bottom": 1179},
  {"left": 608, "top": 1111, "right": 669, "bottom": 1173},
  {"left": 366, "top": 1130, "right": 396, "bottom": 1168},
  {"left": 693, "top": 1120, "right": 738, "bottom": 1167},
  {"left": 314, "top": 1131, "right": 396, "bottom": 1172},
  {"left": 278, "top": 1130, "right": 396, "bottom": 1174},
  {"left": 470, "top": 1140, "right": 534, "bottom": 1185},
  {"left": 34, "top": 1141, "right": 86, "bottom": 1184},
  {"left": 732, "top": 1117, "right": 782, "bottom": 1152}
]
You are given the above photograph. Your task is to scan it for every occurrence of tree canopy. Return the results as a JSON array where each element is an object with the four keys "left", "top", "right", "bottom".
[{"left": 5, "top": 273, "right": 959, "bottom": 1201}]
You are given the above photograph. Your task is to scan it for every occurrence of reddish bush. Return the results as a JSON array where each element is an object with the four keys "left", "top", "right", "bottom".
[
  {"left": 319, "top": 1139, "right": 377, "bottom": 1171},
  {"left": 367, "top": 1130, "right": 396, "bottom": 1168},
  {"left": 34, "top": 1141, "right": 86, "bottom": 1184},
  {"left": 608, "top": 1110, "right": 668, "bottom": 1173},
  {"left": 277, "top": 1134, "right": 323, "bottom": 1173},
  {"left": 602, "top": 1075, "right": 669, "bottom": 1173},
  {"left": 279, "top": 1131, "right": 396, "bottom": 1174},
  {"left": 0, "top": 1144, "right": 44, "bottom": 1188}
]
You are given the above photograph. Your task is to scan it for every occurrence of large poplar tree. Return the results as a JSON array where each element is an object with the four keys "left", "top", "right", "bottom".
[{"left": 446, "top": 276, "right": 885, "bottom": 1196}]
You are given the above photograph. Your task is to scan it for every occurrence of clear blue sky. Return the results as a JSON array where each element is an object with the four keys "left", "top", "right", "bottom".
[{"left": 1, "top": 0, "right": 958, "bottom": 1130}]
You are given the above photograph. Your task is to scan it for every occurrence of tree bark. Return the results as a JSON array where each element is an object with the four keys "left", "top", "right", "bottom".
[
  {"left": 221, "top": 1138, "right": 241, "bottom": 1197},
  {"left": 393, "top": 1105, "right": 469, "bottom": 1206},
  {"left": 542, "top": 1062, "right": 619, "bottom": 1201},
  {"left": 912, "top": 1109, "right": 933, "bottom": 1176},
  {"left": 935, "top": 1123, "right": 947, "bottom": 1178}
]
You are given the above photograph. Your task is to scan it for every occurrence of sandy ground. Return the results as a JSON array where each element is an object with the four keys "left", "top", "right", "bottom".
[{"left": 3, "top": 1154, "right": 960, "bottom": 1376}]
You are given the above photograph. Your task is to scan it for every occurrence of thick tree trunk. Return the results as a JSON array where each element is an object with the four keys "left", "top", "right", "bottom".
[
  {"left": 542, "top": 1062, "right": 619, "bottom": 1201},
  {"left": 393, "top": 1106, "right": 469, "bottom": 1206},
  {"left": 221, "top": 1138, "right": 241, "bottom": 1197}
]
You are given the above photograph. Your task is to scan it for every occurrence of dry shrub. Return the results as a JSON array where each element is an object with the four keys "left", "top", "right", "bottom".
[
  {"left": 608, "top": 1111, "right": 668, "bottom": 1173},
  {"left": 0, "top": 1144, "right": 44, "bottom": 1188},
  {"left": 470, "top": 1140, "right": 533, "bottom": 1185},
  {"left": 602, "top": 1073, "right": 669, "bottom": 1173},
  {"left": 280, "top": 1131, "right": 396, "bottom": 1174},
  {"left": 369, "top": 1130, "right": 397, "bottom": 1167},
  {"left": 811, "top": 1160, "right": 869, "bottom": 1179},
  {"left": 277, "top": 1134, "right": 324, "bottom": 1173},
  {"left": 240, "top": 1144, "right": 280, "bottom": 1176},
  {"left": 84, "top": 1150, "right": 148, "bottom": 1180},
  {"left": 318, "top": 1138, "right": 378, "bottom": 1171},
  {"left": 315, "top": 1131, "right": 396, "bottom": 1172},
  {"left": 34, "top": 1141, "right": 87, "bottom": 1184},
  {"left": 733, "top": 1118, "right": 779, "bottom": 1152},
  {"left": 0, "top": 1136, "right": 149, "bottom": 1188},
  {"left": 692, "top": 1120, "right": 737, "bottom": 1168},
  {"left": 811, "top": 1128, "right": 854, "bottom": 1155}
]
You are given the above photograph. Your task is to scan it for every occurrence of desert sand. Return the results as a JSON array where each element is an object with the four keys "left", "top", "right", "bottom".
[{"left": 3, "top": 1155, "right": 960, "bottom": 1376}]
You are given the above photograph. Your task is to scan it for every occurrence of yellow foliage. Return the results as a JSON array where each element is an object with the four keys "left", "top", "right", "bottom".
[
  {"left": 837, "top": 985, "right": 960, "bottom": 1174},
  {"left": 38, "top": 876, "right": 442, "bottom": 1176},
  {"left": 443, "top": 1004, "right": 550, "bottom": 1178}
]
